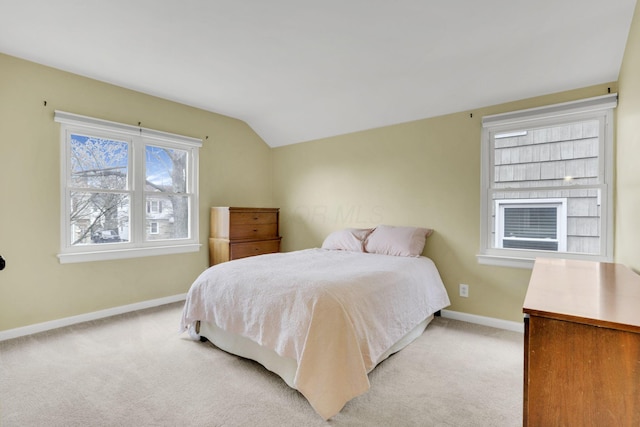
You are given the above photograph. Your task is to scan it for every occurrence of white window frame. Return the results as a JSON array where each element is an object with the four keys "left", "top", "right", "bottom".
[
  {"left": 478, "top": 94, "right": 616, "bottom": 269},
  {"left": 55, "top": 111, "right": 201, "bottom": 263},
  {"left": 495, "top": 198, "right": 567, "bottom": 252}
]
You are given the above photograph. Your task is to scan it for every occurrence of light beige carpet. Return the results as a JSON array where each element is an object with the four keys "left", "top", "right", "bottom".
[{"left": 0, "top": 302, "right": 523, "bottom": 426}]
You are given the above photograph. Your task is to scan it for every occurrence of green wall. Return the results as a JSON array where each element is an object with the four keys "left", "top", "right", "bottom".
[{"left": 0, "top": 53, "right": 273, "bottom": 331}]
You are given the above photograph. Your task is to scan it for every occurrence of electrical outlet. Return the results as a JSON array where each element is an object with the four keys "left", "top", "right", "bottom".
[{"left": 459, "top": 283, "right": 469, "bottom": 298}]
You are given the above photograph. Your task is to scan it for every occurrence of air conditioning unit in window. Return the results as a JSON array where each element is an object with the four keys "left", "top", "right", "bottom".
[{"left": 495, "top": 199, "right": 567, "bottom": 252}]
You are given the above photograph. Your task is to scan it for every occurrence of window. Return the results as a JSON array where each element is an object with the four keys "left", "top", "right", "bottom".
[
  {"left": 478, "top": 94, "right": 616, "bottom": 268},
  {"left": 55, "top": 111, "right": 201, "bottom": 263},
  {"left": 149, "top": 222, "right": 159, "bottom": 235},
  {"left": 147, "top": 200, "right": 162, "bottom": 214}
]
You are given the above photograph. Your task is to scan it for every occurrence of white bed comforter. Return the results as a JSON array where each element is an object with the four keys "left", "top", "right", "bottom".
[{"left": 180, "top": 248, "right": 450, "bottom": 419}]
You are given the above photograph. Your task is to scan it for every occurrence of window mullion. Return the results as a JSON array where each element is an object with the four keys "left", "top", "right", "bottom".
[{"left": 132, "top": 136, "right": 146, "bottom": 247}]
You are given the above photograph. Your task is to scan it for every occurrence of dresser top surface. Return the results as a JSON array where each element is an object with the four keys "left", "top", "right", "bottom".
[{"left": 524, "top": 258, "right": 640, "bottom": 331}]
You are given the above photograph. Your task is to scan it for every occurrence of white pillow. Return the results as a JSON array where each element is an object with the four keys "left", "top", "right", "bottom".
[
  {"left": 321, "top": 228, "right": 374, "bottom": 252},
  {"left": 364, "top": 225, "right": 433, "bottom": 257}
]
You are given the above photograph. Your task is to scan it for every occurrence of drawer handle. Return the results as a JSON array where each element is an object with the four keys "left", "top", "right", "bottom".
[{"left": 253, "top": 229, "right": 258, "bottom": 232}]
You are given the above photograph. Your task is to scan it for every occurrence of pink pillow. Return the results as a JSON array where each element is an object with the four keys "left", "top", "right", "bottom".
[
  {"left": 364, "top": 225, "right": 433, "bottom": 257},
  {"left": 321, "top": 228, "right": 374, "bottom": 252}
]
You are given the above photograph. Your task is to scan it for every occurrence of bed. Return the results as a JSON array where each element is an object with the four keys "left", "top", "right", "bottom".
[{"left": 180, "top": 225, "right": 450, "bottom": 419}]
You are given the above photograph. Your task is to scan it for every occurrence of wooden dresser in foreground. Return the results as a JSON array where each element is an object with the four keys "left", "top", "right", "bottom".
[
  {"left": 523, "top": 258, "right": 640, "bottom": 426},
  {"left": 209, "top": 207, "right": 281, "bottom": 266}
]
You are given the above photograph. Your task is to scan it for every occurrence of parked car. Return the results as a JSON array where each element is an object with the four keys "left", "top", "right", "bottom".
[{"left": 91, "top": 230, "right": 121, "bottom": 243}]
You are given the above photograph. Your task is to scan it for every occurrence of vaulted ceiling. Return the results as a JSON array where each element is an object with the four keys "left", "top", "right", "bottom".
[{"left": 0, "top": 1, "right": 636, "bottom": 147}]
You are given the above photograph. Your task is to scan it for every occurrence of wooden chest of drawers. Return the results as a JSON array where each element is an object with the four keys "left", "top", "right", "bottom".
[
  {"left": 209, "top": 207, "right": 281, "bottom": 266},
  {"left": 523, "top": 258, "right": 640, "bottom": 426}
]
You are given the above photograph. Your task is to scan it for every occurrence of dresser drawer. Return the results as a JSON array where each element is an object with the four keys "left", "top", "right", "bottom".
[
  {"left": 229, "top": 223, "right": 278, "bottom": 240},
  {"left": 230, "top": 211, "right": 278, "bottom": 225},
  {"left": 230, "top": 239, "right": 280, "bottom": 260}
]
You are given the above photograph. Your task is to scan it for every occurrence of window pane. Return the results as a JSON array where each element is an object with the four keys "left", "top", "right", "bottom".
[
  {"left": 145, "top": 194, "right": 189, "bottom": 240},
  {"left": 493, "top": 119, "right": 600, "bottom": 190},
  {"left": 70, "top": 192, "right": 130, "bottom": 245},
  {"left": 145, "top": 145, "right": 187, "bottom": 193},
  {"left": 70, "top": 134, "right": 128, "bottom": 190}
]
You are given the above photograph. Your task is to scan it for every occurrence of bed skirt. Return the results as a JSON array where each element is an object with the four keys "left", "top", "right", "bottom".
[{"left": 190, "top": 314, "right": 434, "bottom": 391}]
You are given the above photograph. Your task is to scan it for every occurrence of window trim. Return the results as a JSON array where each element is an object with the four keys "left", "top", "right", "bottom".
[
  {"left": 478, "top": 94, "right": 616, "bottom": 269},
  {"left": 55, "top": 111, "right": 202, "bottom": 264}
]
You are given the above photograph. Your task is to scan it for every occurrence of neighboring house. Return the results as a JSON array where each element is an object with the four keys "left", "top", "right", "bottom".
[
  {"left": 71, "top": 188, "right": 178, "bottom": 245},
  {"left": 145, "top": 193, "right": 178, "bottom": 241}
]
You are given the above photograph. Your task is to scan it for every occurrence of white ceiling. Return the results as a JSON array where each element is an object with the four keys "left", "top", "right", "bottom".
[{"left": 0, "top": 1, "right": 636, "bottom": 147}]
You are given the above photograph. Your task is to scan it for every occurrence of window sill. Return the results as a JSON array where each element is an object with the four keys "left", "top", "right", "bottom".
[
  {"left": 477, "top": 252, "right": 614, "bottom": 270},
  {"left": 476, "top": 254, "right": 535, "bottom": 269},
  {"left": 58, "top": 243, "right": 201, "bottom": 264}
]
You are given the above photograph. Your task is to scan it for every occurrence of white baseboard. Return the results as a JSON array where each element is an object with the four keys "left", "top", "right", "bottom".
[
  {"left": 0, "top": 297, "right": 522, "bottom": 341},
  {"left": 0, "top": 293, "right": 187, "bottom": 342},
  {"left": 441, "top": 309, "right": 524, "bottom": 333}
]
